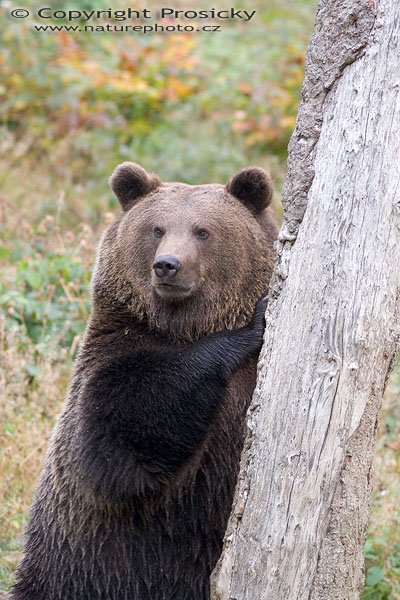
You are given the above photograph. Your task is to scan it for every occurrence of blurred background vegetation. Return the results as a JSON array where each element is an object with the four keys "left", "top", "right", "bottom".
[{"left": 0, "top": 0, "right": 399, "bottom": 597}]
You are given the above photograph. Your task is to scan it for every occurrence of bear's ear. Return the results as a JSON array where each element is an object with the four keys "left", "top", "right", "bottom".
[
  {"left": 109, "top": 162, "right": 161, "bottom": 210},
  {"left": 226, "top": 167, "right": 273, "bottom": 214}
]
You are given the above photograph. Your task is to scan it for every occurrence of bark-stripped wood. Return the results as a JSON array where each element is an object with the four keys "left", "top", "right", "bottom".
[{"left": 211, "top": 0, "right": 400, "bottom": 598}]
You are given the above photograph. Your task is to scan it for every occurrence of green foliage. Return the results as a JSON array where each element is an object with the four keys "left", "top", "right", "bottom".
[
  {"left": 0, "top": 250, "right": 90, "bottom": 345},
  {"left": 0, "top": 539, "right": 23, "bottom": 592},
  {"left": 362, "top": 368, "right": 400, "bottom": 600},
  {"left": 362, "top": 539, "right": 400, "bottom": 599},
  {"left": 0, "top": 0, "right": 314, "bottom": 187}
]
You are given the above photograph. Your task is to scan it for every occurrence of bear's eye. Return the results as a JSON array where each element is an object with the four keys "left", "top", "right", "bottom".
[
  {"left": 153, "top": 227, "right": 164, "bottom": 238},
  {"left": 195, "top": 229, "right": 209, "bottom": 240}
]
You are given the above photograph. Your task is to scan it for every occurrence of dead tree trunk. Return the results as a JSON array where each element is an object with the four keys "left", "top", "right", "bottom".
[{"left": 211, "top": 1, "right": 400, "bottom": 599}]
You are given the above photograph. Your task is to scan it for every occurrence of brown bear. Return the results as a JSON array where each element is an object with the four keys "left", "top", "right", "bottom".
[{"left": 11, "top": 163, "right": 278, "bottom": 600}]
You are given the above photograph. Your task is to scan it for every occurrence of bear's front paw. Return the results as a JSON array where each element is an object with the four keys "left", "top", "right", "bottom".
[{"left": 247, "top": 294, "right": 268, "bottom": 352}]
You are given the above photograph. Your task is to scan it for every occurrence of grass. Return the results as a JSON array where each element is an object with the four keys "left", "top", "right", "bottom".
[
  {"left": 362, "top": 368, "right": 400, "bottom": 600},
  {"left": 0, "top": 193, "right": 99, "bottom": 591}
]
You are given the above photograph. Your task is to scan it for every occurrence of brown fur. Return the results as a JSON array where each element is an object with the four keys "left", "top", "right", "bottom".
[
  {"left": 11, "top": 164, "right": 278, "bottom": 600},
  {"left": 92, "top": 171, "right": 277, "bottom": 341}
]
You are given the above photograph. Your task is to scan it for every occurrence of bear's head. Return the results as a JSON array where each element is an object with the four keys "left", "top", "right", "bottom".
[{"left": 92, "top": 162, "right": 277, "bottom": 341}]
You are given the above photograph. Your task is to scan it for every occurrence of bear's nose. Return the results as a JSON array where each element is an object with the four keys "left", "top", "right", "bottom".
[{"left": 153, "top": 255, "right": 182, "bottom": 282}]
